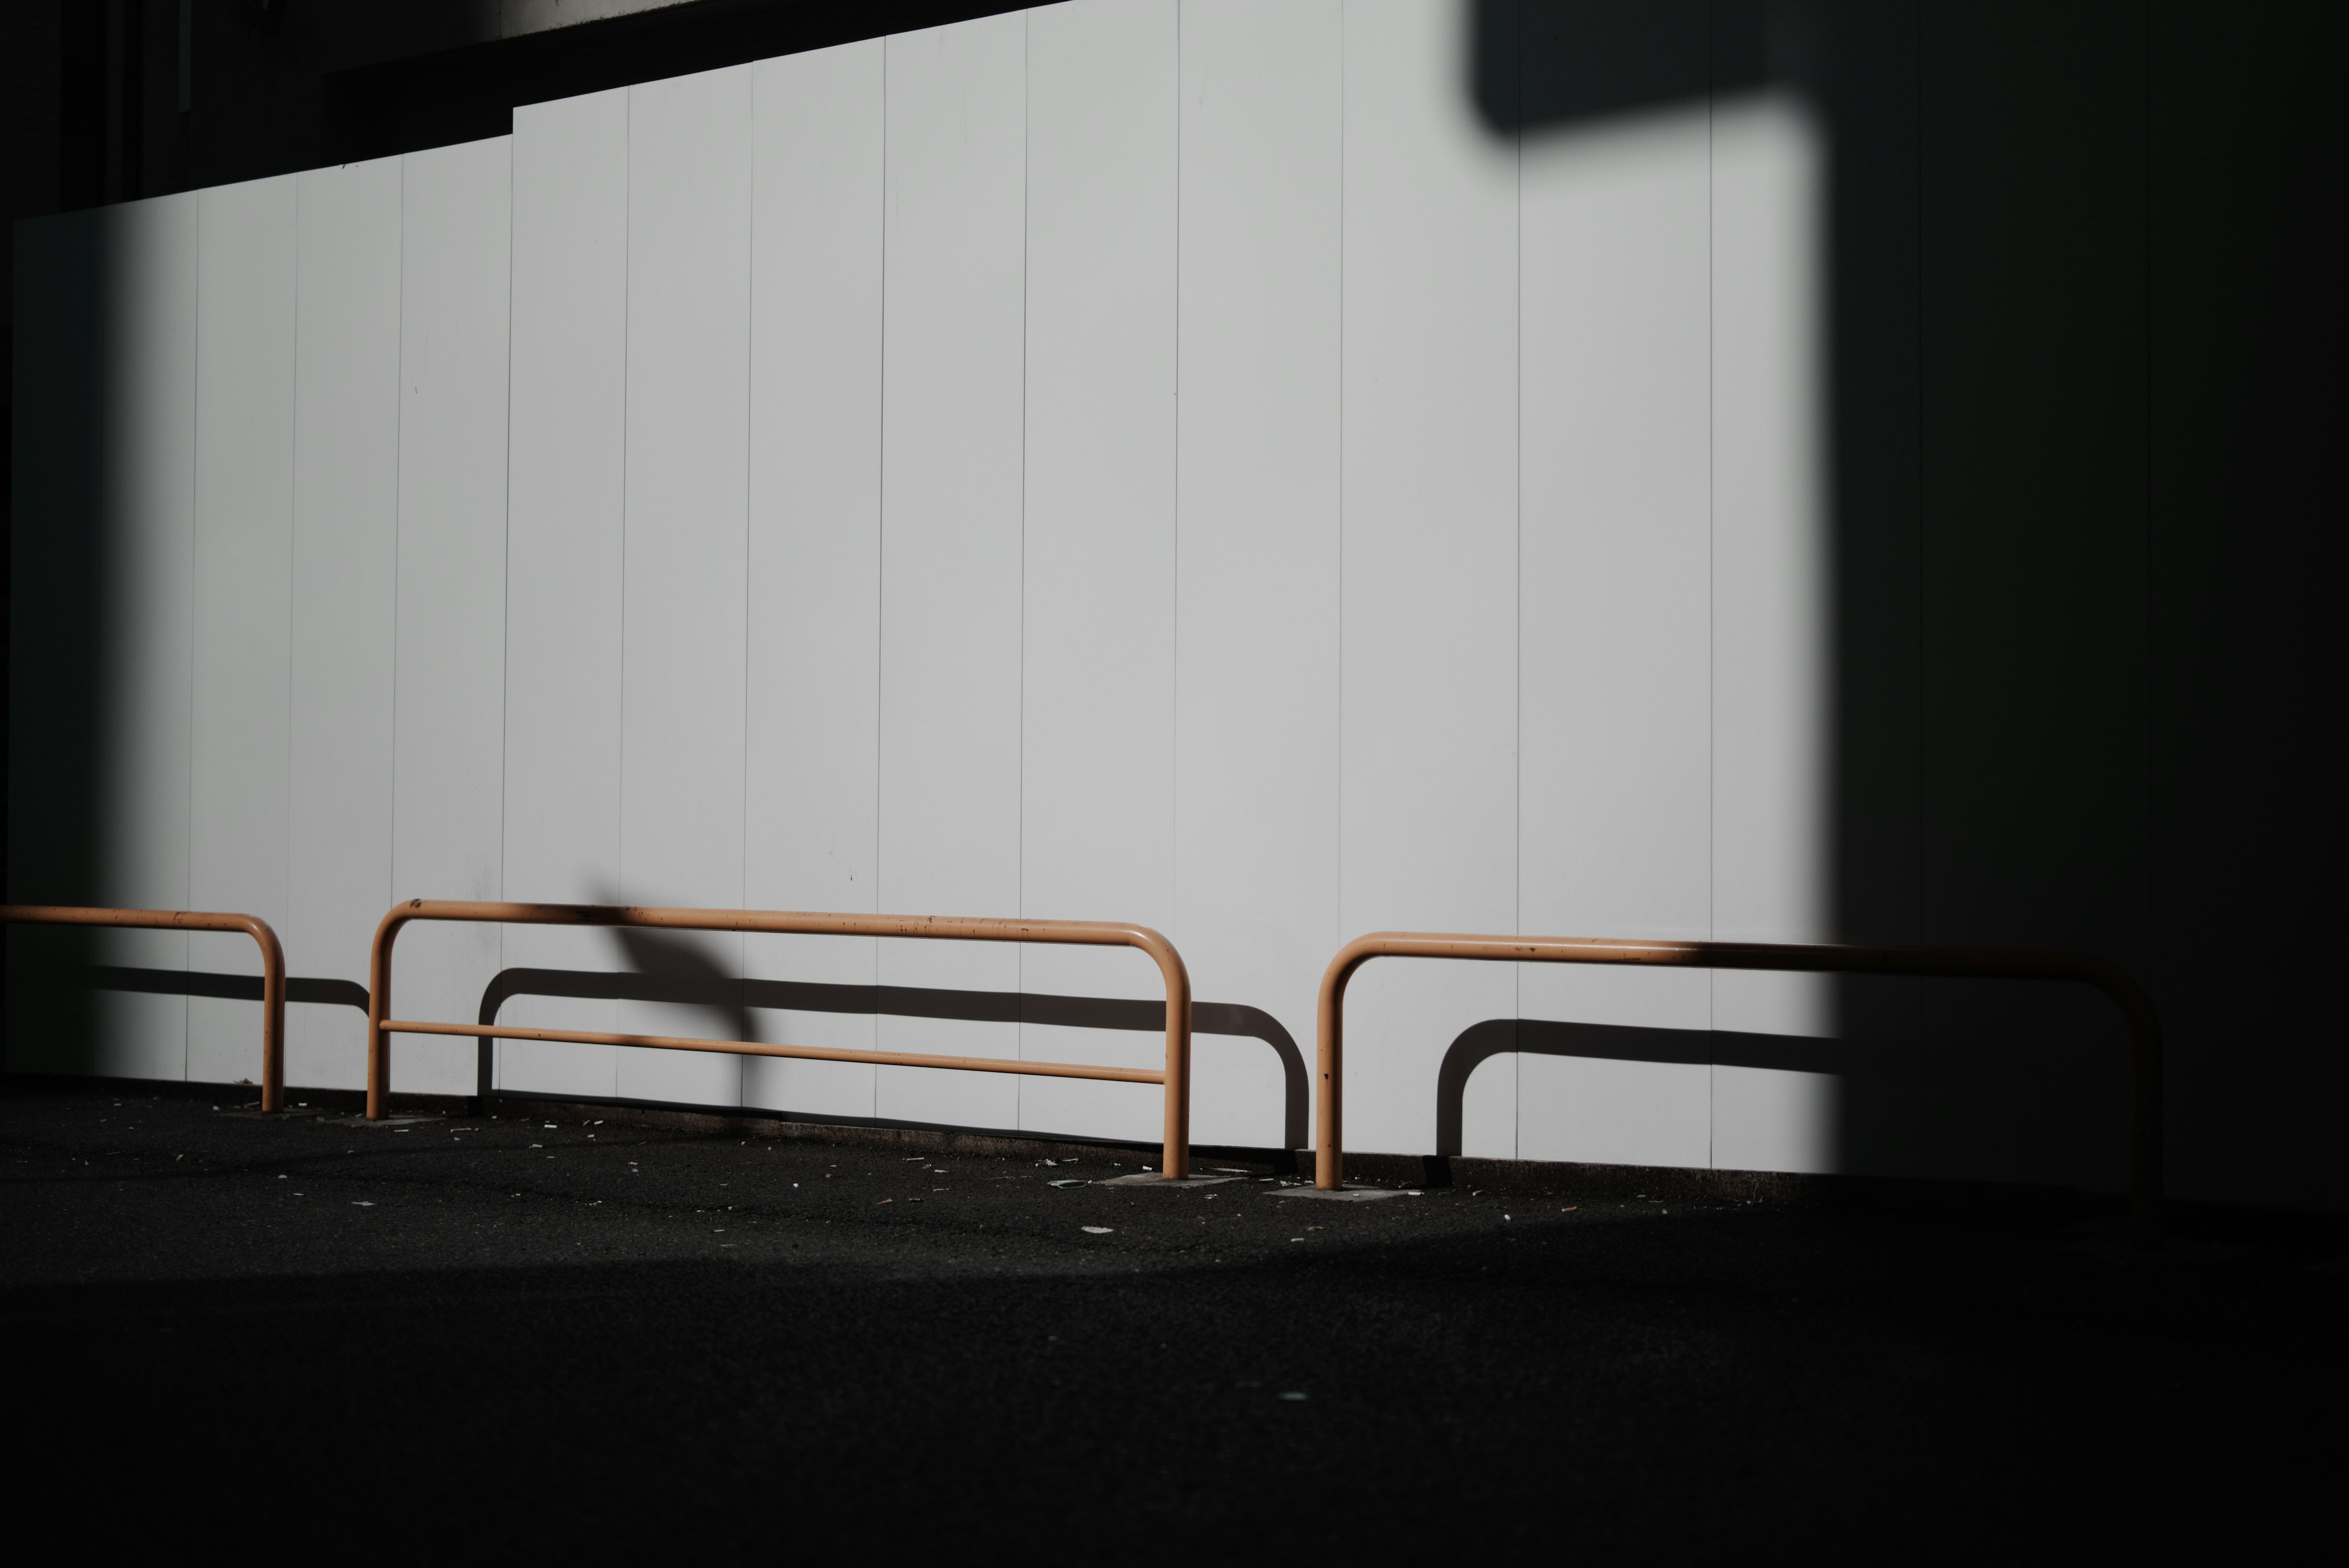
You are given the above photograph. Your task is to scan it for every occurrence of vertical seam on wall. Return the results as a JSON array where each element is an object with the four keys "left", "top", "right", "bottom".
[
  {"left": 740, "top": 67, "right": 755, "bottom": 1113},
  {"left": 616, "top": 87, "right": 633, "bottom": 1102},
  {"left": 1170, "top": 0, "right": 1182, "bottom": 985},
  {"left": 1017, "top": 12, "right": 1032, "bottom": 1121},
  {"left": 874, "top": 40, "right": 889, "bottom": 1126},
  {"left": 283, "top": 179, "right": 300, "bottom": 1066},
  {"left": 1704, "top": 1, "right": 1718, "bottom": 1170},
  {"left": 185, "top": 195, "right": 202, "bottom": 1081},
  {"left": 1335, "top": 0, "right": 1346, "bottom": 1000},
  {"left": 390, "top": 162, "right": 406, "bottom": 943},
  {"left": 498, "top": 136, "right": 518, "bottom": 1097},
  {"left": 281, "top": 177, "right": 300, "bottom": 1039},
  {"left": 1512, "top": 13, "right": 1524, "bottom": 1162}
]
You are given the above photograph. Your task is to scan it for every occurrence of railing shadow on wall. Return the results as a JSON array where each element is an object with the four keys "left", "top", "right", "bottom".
[
  {"left": 50, "top": 952, "right": 1313, "bottom": 1149},
  {"left": 90, "top": 967, "right": 368, "bottom": 1014},
  {"left": 76, "top": 957, "right": 1313, "bottom": 1152},
  {"left": 473, "top": 943, "right": 1310, "bottom": 1153},
  {"left": 1434, "top": 1017, "right": 1854, "bottom": 1161}
]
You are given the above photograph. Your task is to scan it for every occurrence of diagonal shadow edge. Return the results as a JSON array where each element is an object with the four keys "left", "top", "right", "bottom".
[{"left": 477, "top": 967, "right": 1310, "bottom": 1152}]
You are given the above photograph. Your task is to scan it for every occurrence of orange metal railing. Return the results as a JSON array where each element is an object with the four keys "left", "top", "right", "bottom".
[
  {"left": 368, "top": 900, "right": 1195, "bottom": 1178},
  {"left": 1316, "top": 932, "right": 2164, "bottom": 1239},
  {"left": 1, "top": 903, "right": 287, "bottom": 1111}
]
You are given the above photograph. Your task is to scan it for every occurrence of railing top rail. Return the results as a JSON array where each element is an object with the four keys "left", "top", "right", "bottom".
[
  {"left": 1326, "top": 931, "right": 2151, "bottom": 1007},
  {"left": 1, "top": 902, "right": 284, "bottom": 945},
  {"left": 2, "top": 904, "right": 287, "bottom": 1111},
  {"left": 375, "top": 899, "right": 1178, "bottom": 957}
]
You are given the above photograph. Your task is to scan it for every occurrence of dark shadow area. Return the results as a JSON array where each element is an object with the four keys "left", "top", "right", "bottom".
[
  {"left": 1474, "top": 0, "right": 1760, "bottom": 131},
  {"left": 322, "top": 0, "right": 1033, "bottom": 165},
  {"left": 4, "top": 1082, "right": 2340, "bottom": 1555},
  {"left": 4, "top": 209, "right": 107, "bottom": 1069},
  {"left": 477, "top": 965, "right": 1312, "bottom": 1151},
  {"left": 1472, "top": 1, "right": 2347, "bottom": 1197},
  {"left": 2139, "top": 4, "right": 2348, "bottom": 1206}
]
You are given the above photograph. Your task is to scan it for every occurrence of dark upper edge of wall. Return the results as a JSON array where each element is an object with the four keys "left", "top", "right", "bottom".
[{"left": 322, "top": 0, "right": 1033, "bottom": 166}]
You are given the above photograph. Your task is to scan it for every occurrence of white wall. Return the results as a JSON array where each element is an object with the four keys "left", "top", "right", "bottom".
[
  {"left": 393, "top": 136, "right": 515, "bottom": 1095},
  {"left": 1019, "top": 0, "right": 1179, "bottom": 1143},
  {"left": 615, "top": 65, "right": 751, "bottom": 1108},
  {"left": 9, "top": 1, "right": 2202, "bottom": 1199},
  {"left": 186, "top": 173, "right": 297, "bottom": 1089},
  {"left": 741, "top": 40, "right": 885, "bottom": 1123},
  {"left": 286, "top": 157, "right": 399, "bottom": 1093},
  {"left": 1339, "top": 0, "right": 1521, "bottom": 1162},
  {"left": 1516, "top": 91, "right": 1713, "bottom": 1171},
  {"left": 1174, "top": 0, "right": 1340, "bottom": 1151},
  {"left": 876, "top": 14, "right": 1029, "bottom": 1134},
  {"left": 501, "top": 86, "right": 629, "bottom": 1101}
]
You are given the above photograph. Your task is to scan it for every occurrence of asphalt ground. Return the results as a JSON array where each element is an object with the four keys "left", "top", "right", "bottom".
[{"left": 5, "top": 1079, "right": 2342, "bottom": 1560}]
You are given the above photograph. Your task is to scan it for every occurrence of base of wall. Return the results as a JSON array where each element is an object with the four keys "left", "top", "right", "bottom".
[{"left": 8, "top": 1068, "right": 2146, "bottom": 1226}]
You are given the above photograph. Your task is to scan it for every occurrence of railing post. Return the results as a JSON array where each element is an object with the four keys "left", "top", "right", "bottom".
[
  {"left": 247, "top": 916, "right": 287, "bottom": 1112},
  {"left": 1145, "top": 931, "right": 1193, "bottom": 1180},
  {"left": 1313, "top": 942, "right": 1366, "bottom": 1191},
  {"left": 365, "top": 904, "right": 409, "bottom": 1121}
]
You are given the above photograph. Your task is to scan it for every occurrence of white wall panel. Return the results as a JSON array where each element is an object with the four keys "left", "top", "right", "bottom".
[
  {"left": 390, "top": 137, "right": 512, "bottom": 1096},
  {"left": 1709, "top": 94, "right": 1835, "bottom": 1172},
  {"left": 1338, "top": 0, "right": 1520, "bottom": 1161},
  {"left": 877, "top": 14, "right": 1028, "bottom": 1132},
  {"left": 1515, "top": 97, "right": 1713, "bottom": 1170},
  {"left": 618, "top": 67, "right": 752, "bottom": 1107},
  {"left": 500, "top": 89, "right": 629, "bottom": 1101},
  {"left": 286, "top": 158, "right": 400, "bottom": 1093},
  {"left": 188, "top": 175, "right": 297, "bottom": 1088},
  {"left": 1018, "top": 0, "right": 1178, "bottom": 1143},
  {"left": 1173, "top": 0, "right": 1342, "bottom": 1152},
  {"left": 743, "top": 42, "right": 884, "bottom": 1121},
  {"left": 87, "top": 195, "right": 198, "bottom": 1079}
]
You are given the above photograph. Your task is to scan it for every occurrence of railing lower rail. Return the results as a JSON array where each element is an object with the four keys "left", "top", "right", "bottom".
[
  {"left": 1, "top": 903, "right": 287, "bottom": 1111},
  {"left": 1316, "top": 933, "right": 2163, "bottom": 1239},
  {"left": 368, "top": 900, "right": 1194, "bottom": 1178}
]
